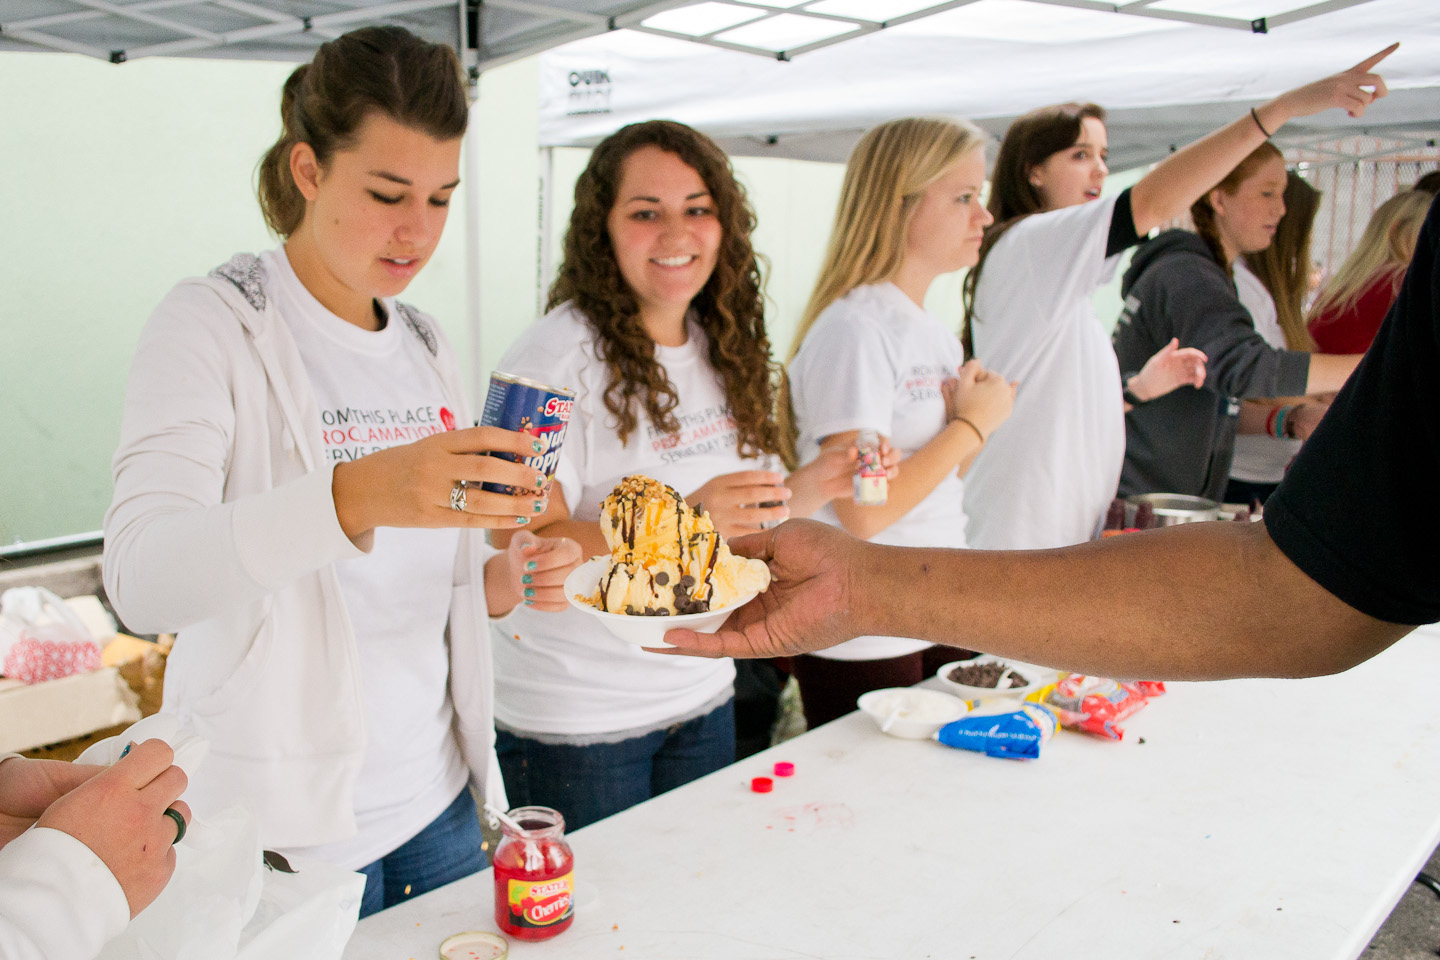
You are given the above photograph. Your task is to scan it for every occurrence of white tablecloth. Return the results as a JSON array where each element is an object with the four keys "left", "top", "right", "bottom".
[{"left": 347, "top": 626, "right": 1440, "bottom": 960}]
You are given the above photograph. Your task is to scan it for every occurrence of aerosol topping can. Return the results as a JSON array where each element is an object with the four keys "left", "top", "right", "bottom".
[
  {"left": 478, "top": 372, "right": 574, "bottom": 495},
  {"left": 853, "top": 429, "right": 887, "bottom": 506}
]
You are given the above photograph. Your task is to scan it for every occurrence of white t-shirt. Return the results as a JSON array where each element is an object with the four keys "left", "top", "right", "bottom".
[
  {"left": 789, "top": 282, "right": 968, "bottom": 662},
  {"left": 1229, "top": 261, "right": 1302, "bottom": 485},
  {"left": 490, "top": 303, "right": 740, "bottom": 737},
  {"left": 965, "top": 195, "right": 1126, "bottom": 550},
  {"left": 264, "top": 248, "right": 467, "bottom": 870}
]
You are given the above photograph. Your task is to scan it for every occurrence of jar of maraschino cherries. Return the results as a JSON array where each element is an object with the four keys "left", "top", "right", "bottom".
[{"left": 492, "top": 806, "right": 575, "bottom": 941}]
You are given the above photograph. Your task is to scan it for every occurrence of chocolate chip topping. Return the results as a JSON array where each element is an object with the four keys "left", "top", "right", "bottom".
[{"left": 947, "top": 662, "right": 1028, "bottom": 689}]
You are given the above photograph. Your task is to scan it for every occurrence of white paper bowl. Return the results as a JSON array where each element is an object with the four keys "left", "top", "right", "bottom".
[
  {"left": 856, "top": 688, "right": 968, "bottom": 740},
  {"left": 935, "top": 655, "right": 1054, "bottom": 703},
  {"left": 564, "top": 557, "right": 761, "bottom": 649}
]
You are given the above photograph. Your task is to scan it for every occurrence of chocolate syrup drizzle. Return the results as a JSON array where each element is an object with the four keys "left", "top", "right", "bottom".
[{"left": 597, "top": 477, "right": 720, "bottom": 615}]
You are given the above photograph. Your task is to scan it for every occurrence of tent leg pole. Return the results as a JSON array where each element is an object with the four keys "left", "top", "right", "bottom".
[
  {"left": 538, "top": 145, "right": 555, "bottom": 315},
  {"left": 465, "top": 87, "right": 485, "bottom": 419}
]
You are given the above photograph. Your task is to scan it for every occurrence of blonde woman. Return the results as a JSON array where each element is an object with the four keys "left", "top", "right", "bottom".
[
  {"left": 785, "top": 118, "right": 1016, "bottom": 728},
  {"left": 1309, "top": 188, "right": 1432, "bottom": 353}
]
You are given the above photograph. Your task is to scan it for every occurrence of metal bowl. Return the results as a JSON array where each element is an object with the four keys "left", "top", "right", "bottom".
[{"left": 1125, "top": 493, "right": 1222, "bottom": 526}]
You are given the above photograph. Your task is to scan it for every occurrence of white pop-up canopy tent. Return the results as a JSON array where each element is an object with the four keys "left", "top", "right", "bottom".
[
  {"left": 537, "top": 0, "right": 1440, "bottom": 170},
  {"left": 0, "top": 0, "right": 692, "bottom": 72},
  {"left": 0, "top": 0, "right": 704, "bottom": 426}
]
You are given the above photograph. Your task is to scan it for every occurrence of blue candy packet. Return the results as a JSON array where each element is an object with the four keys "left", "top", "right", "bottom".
[{"left": 935, "top": 702, "right": 1057, "bottom": 759}]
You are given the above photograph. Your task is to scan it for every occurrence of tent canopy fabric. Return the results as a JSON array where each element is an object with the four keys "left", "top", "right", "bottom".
[
  {"left": 0, "top": 0, "right": 691, "bottom": 72},
  {"left": 537, "top": 0, "right": 1440, "bottom": 169}
]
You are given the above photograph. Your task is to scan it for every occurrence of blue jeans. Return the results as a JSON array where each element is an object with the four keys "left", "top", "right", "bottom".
[
  {"left": 357, "top": 787, "right": 487, "bottom": 919},
  {"left": 496, "top": 699, "right": 735, "bottom": 831}
]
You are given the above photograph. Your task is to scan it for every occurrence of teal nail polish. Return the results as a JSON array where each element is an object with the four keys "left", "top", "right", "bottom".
[
  {"left": 524, "top": 598, "right": 535, "bottom": 606},
  {"left": 522, "top": 574, "right": 533, "bottom": 585},
  {"left": 532, "top": 439, "right": 544, "bottom": 453},
  {"left": 119, "top": 742, "right": 134, "bottom": 759},
  {"left": 533, "top": 500, "right": 545, "bottom": 513},
  {"left": 525, "top": 560, "right": 538, "bottom": 571},
  {"left": 515, "top": 516, "right": 530, "bottom": 525},
  {"left": 535, "top": 475, "right": 546, "bottom": 488},
  {"left": 524, "top": 587, "right": 536, "bottom": 598}
]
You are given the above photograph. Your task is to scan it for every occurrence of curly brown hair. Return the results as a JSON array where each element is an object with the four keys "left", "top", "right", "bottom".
[{"left": 547, "top": 120, "right": 785, "bottom": 460}]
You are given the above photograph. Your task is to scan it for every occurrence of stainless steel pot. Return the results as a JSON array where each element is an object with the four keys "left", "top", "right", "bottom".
[{"left": 1125, "top": 493, "right": 1222, "bottom": 526}]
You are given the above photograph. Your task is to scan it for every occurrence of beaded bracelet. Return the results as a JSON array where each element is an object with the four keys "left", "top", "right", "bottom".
[{"left": 1273, "top": 404, "right": 1295, "bottom": 439}]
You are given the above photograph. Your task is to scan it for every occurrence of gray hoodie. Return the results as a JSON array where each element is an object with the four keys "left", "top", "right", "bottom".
[{"left": 1113, "top": 230, "right": 1310, "bottom": 500}]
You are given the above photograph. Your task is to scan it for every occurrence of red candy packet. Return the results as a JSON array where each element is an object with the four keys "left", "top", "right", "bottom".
[{"left": 1026, "top": 674, "right": 1162, "bottom": 741}]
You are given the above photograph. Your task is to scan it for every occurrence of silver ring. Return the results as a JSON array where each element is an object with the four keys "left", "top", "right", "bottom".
[
  {"left": 164, "top": 807, "right": 187, "bottom": 845},
  {"left": 450, "top": 480, "right": 467, "bottom": 512}
]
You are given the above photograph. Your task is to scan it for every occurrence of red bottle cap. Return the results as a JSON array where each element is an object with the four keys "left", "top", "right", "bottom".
[
  {"left": 750, "top": 776, "right": 774, "bottom": 793},
  {"left": 773, "top": 762, "right": 795, "bottom": 777}
]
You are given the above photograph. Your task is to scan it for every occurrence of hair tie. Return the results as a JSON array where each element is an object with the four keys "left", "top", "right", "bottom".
[{"left": 1250, "top": 107, "right": 1273, "bottom": 140}]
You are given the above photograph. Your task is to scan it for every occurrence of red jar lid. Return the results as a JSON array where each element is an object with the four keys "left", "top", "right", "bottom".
[
  {"left": 773, "top": 761, "right": 795, "bottom": 777},
  {"left": 750, "top": 776, "right": 774, "bottom": 793}
]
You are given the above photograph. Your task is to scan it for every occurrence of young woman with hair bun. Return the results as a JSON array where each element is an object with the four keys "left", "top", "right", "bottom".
[
  {"left": 103, "top": 26, "right": 582, "bottom": 917},
  {"left": 1115, "top": 145, "right": 1364, "bottom": 500},
  {"left": 488, "top": 120, "right": 867, "bottom": 829},
  {"left": 960, "top": 47, "right": 1393, "bottom": 548},
  {"left": 783, "top": 117, "right": 1016, "bottom": 729}
]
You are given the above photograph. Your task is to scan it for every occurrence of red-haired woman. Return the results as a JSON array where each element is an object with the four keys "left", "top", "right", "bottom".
[{"left": 1115, "top": 146, "right": 1364, "bottom": 498}]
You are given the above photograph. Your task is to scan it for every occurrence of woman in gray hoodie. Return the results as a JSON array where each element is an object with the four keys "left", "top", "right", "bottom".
[{"left": 1114, "top": 143, "right": 1364, "bottom": 501}]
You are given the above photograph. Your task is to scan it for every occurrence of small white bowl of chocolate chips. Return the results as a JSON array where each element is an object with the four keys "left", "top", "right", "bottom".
[{"left": 935, "top": 655, "right": 1055, "bottom": 703}]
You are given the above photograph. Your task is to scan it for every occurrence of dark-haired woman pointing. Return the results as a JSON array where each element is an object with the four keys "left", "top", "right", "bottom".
[{"left": 961, "top": 48, "right": 1392, "bottom": 549}]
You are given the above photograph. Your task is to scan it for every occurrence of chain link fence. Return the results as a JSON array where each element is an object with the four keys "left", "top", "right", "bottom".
[{"left": 1285, "top": 133, "right": 1439, "bottom": 280}]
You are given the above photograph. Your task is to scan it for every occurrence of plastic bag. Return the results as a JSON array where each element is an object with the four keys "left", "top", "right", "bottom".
[
  {"left": 236, "top": 852, "right": 366, "bottom": 960},
  {"left": 1027, "top": 674, "right": 1158, "bottom": 741},
  {"left": 78, "top": 716, "right": 363, "bottom": 960},
  {"left": 936, "top": 701, "right": 1058, "bottom": 759},
  {"left": 0, "top": 586, "right": 101, "bottom": 683}
]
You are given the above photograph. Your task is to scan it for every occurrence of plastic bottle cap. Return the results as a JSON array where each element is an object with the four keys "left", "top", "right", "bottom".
[
  {"left": 750, "top": 776, "right": 774, "bottom": 793},
  {"left": 773, "top": 762, "right": 795, "bottom": 777}
]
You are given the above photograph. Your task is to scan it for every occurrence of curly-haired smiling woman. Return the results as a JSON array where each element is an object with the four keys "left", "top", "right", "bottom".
[{"left": 487, "top": 120, "right": 855, "bottom": 828}]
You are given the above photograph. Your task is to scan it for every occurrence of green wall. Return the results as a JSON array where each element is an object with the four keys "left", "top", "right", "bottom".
[{"left": 0, "top": 51, "right": 541, "bottom": 546}]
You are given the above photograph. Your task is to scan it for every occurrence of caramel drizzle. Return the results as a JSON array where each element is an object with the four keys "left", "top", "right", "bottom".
[{"left": 599, "top": 477, "right": 720, "bottom": 611}]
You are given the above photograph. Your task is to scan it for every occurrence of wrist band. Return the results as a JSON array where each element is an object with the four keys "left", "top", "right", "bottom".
[
  {"left": 954, "top": 416, "right": 986, "bottom": 445},
  {"left": 1266, "top": 405, "right": 1281, "bottom": 438},
  {"left": 1250, "top": 107, "right": 1273, "bottom": 139},
  {"left": 1273, "top": 404, "right": 1294, "bottom": 440},
  {"left": 1121, "top": 372, "right": 1145, "bottom": 407}
]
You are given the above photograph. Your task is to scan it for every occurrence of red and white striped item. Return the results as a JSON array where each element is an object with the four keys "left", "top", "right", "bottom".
[
  {"left": 0, "top": 586, "right": 102, "bottom": 685},
  {"left": 3, "top": 628, "right": 102, "bottom": 684}
]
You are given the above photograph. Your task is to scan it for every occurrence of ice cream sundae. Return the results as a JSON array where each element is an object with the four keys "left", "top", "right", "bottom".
[{"left": 582, "top": 475, "right": 770, "bottom": 616}]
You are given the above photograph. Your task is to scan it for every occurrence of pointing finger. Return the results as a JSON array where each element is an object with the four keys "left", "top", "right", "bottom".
[{"left": 1350, "top": 42, "right": 1398, "bottom": 74}]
